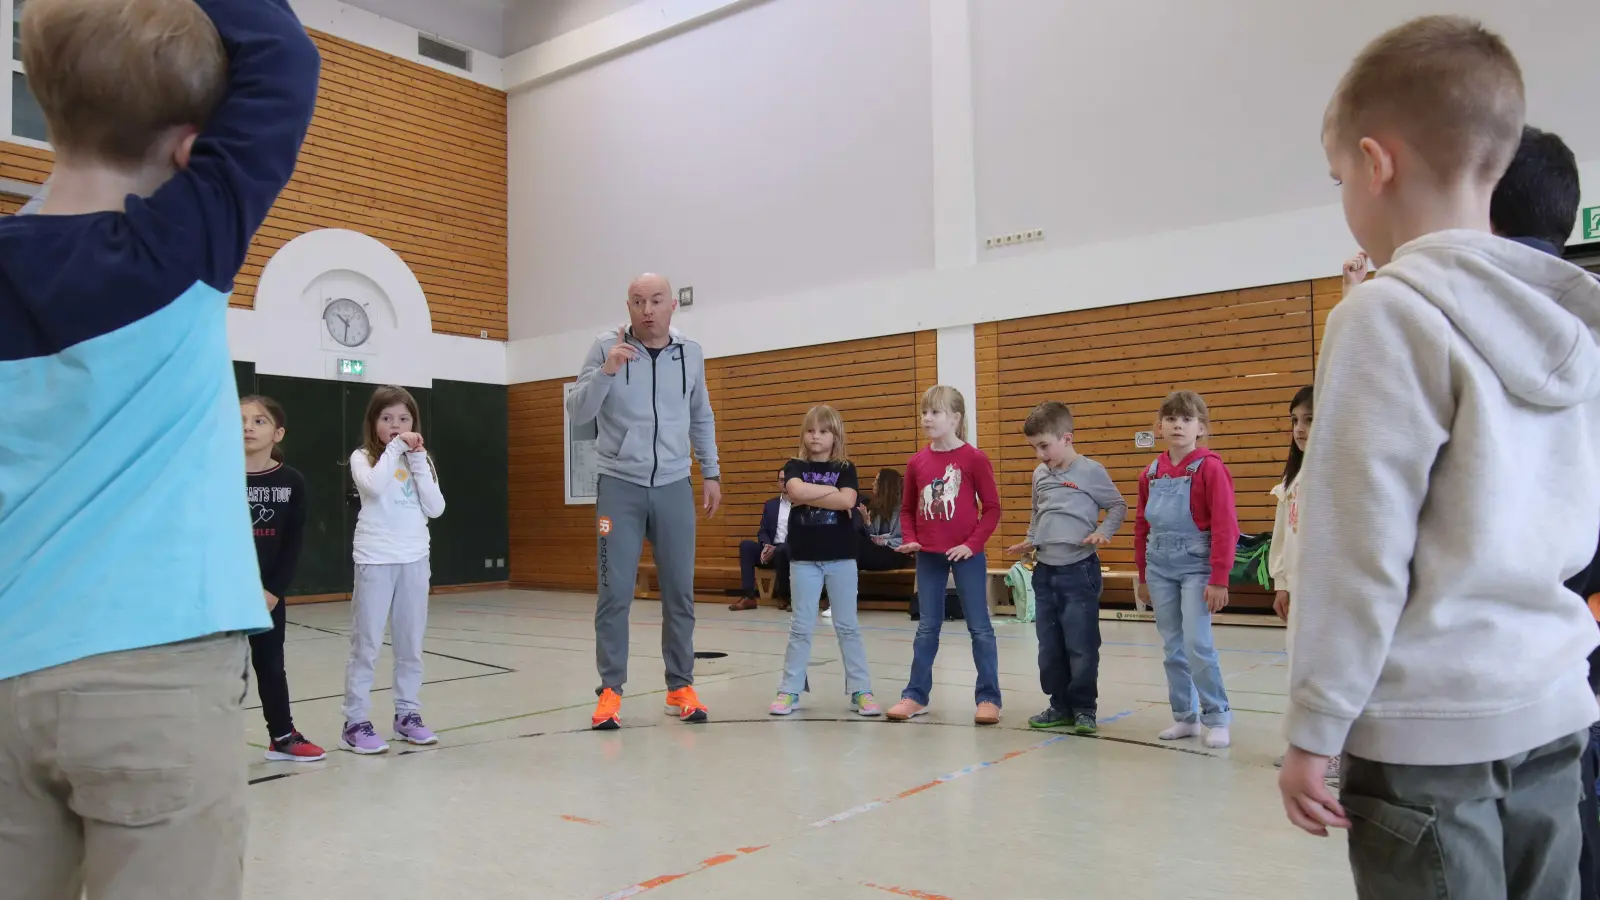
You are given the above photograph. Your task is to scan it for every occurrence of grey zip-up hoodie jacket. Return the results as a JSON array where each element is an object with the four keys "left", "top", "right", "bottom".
[
  {"left": 565, "top": 325, "right": 720, "bottom": 489},
  {"left": 1288, "top": 230, "right": 1600, "bottom": 766}
]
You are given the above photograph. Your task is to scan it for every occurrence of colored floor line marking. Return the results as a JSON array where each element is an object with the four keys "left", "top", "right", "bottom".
[
  {"left": 864, "top": 883, "right": 956, "bottom": 900},
  {"left": 595, "top": 734, "right": 1066, "bottom": 899},
  {"left": 561, "top": 814, "right": 607, "bottom": 827}
]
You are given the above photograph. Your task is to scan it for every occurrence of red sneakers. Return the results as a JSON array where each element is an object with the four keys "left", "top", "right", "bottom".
[
  {"left": 664, "top": 686, "right": 708, "bottom": 723},
  {"left": 592, "top": 688, "right": 622, "bottom": 730},
  {"left": 265, "top": 730, "right": 326, "bottom": 762}
]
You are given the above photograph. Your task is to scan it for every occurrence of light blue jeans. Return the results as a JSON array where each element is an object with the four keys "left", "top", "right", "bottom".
[
  {"left": 781, "top": 560, "right": 873, "bottom": 698},
  {"left": 1145, "top": 535, "right": 1230, "bottom": 727}
]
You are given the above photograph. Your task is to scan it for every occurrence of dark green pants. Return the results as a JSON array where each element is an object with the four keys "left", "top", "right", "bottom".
[{"left": 1342, "top": 731, "right": 1587, "bottom": 900}]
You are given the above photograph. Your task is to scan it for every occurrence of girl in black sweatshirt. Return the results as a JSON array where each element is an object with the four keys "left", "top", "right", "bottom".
[{"left": 241, "top": 395, "right": 323, "bottom": 762}]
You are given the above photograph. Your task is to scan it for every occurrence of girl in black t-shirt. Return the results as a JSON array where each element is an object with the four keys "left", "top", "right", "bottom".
[
  {"left": 241, "top": 395, "right": 323, "bottom": 762},
  {"left": 769, "top": 405, "right": 880, "bottom": 717}
]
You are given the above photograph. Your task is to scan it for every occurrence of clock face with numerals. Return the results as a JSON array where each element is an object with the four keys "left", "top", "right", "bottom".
[{"left": 323, "top": 298, "right": 371, "bottom": 348}]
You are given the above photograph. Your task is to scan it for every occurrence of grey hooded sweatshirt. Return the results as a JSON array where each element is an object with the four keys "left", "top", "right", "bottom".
[
  {"left": 566, "top": 325, "right": 720, "bottom": 489},
  {"left": 1288, "top": 230, "right": 1600, "bottom": 766}
]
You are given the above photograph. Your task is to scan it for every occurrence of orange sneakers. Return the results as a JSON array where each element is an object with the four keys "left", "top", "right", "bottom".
[
  {"left": 664, "top": 686, "right": 709, "bottom": 723},
  {"left": 591, "top": 688, "right": 622, "bottom": 730}
]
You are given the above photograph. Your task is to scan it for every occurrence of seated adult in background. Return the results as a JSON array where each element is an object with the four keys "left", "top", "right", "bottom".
[
  {"left": 858, "top": 469, "right": 912, "bottom": 572},
  {"left": 733, "top": 472, "right": 791, "bottom": 611}
]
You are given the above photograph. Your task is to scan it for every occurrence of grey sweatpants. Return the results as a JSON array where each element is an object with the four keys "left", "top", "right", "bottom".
[
  {"left": 1342, "top": 730, "right": 1587, "bottom": 900},
  {"left": 596, "top": 474, "right": 696, "bottom": 693},
  {"left": 342, "top": 558, "right": 431, "bottom": 723}
]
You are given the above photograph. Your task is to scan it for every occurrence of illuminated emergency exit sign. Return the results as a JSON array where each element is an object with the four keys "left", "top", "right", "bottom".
[{"left": 339, "top": 358, "right": 365, "bottom": 377}]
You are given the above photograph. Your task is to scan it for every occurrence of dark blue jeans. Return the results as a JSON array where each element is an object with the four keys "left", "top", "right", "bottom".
[
  {"left": 903, "top": 551, "right": 1000, "bottom": 706},
  {"left": 1031, "top": 556, "right": 1103, "bottom": 716}
]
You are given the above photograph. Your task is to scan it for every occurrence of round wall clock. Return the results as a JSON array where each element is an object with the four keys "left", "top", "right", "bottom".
[{"left": 323, "top": 298, "right": 371, "bottom": 348}]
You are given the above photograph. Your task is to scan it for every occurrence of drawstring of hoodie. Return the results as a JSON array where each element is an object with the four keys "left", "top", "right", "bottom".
[{"left": 618, "top": 329, "right": 687, "bottom": 394}]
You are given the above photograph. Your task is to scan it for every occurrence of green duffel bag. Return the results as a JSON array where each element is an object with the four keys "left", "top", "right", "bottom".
[{"left": 1231, "top": 532, "right": 1273, "bottom": 590}]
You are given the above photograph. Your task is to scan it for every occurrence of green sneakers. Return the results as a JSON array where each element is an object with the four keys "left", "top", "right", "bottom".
[
  {"left": 1028, "top": 707, "right": 1070, "bottom": 729},
  {"left": 1073, "top": 712, "right": 1098, "bottom": 735}
]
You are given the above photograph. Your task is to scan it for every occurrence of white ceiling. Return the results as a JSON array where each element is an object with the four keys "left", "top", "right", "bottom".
[{"left": 339, "top": 0, "right": 637, "bottom": 58}]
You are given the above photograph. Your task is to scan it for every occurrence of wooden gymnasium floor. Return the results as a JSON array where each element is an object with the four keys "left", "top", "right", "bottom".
[{"left": 242, "top": 589, "right": 1354, "bottom": 900}]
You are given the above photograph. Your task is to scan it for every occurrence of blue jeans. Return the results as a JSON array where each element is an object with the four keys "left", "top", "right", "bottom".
[
  {"left": 1145, "top": 536, "right": 1229, "bottom": 726},
  {"left": 781, "top": 560, "right": 872, "bottom": 697},
  {"left": 1032, "top": 556, "right": 1102, "bottom": 715},
  {"left": 903, "top": 551, "right": 1000, "bottom": 706}
]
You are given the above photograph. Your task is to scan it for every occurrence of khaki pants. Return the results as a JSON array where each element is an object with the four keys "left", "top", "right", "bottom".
[{"left": 0, "top": 634, "right": 251, "bottom": 900}]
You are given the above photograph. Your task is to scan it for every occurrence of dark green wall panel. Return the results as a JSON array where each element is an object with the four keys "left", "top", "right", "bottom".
[
  {"left": 255, "top": 375, "right": 351, "bottom": 595},
  {"left": 233, "top": 361, "right": 256, "bottom": 397},
  {"left": 242, "top": 375, "right": 504, "bottom": 597},
  {"left": 428, "top": 380, "right": 509, "bottom": 586}
]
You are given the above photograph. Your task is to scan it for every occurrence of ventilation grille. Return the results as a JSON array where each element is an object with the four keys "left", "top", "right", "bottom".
[{"left": 418, "top": 34, "right": 472, "bottom": 72}]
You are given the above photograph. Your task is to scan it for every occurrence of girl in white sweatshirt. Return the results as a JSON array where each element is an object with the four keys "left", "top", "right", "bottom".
[
  {"left": 1270, "top": 385, "right": 1314, "bottom": 630},
  {"left": 340, "top": 386, "right": 447, "bottom": 754},
  {"left": 1270, "top": 385, "right": 1312, "bottom": 772}
]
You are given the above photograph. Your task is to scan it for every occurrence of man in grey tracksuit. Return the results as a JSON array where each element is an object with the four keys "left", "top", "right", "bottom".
[{"left": 565, "top": 273, "right": 721, "bottom": 729}]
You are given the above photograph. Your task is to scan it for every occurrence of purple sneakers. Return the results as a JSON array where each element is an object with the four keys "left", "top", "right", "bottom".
[
  {"left": 393, "top": 712, "right": 438, "bottom": 745},
  {"left": 340, "top": 720, "right": 390, "bottom": 755}
]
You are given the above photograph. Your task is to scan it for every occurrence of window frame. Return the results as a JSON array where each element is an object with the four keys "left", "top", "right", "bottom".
[{"left": 6, "top": 0, "right": 50, "bottom": 150}]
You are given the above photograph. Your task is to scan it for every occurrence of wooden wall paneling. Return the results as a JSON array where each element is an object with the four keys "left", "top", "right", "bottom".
[
  {"left": 509, "top": 333, "right": 936, "bottom": 599},
  {"left": 508, "top": 380, "right": 601, "bottom": 590},
  {"left": 698, "top": 333, "right": 932, "bottom": 596},
  {"left": 0, "top": 29, "right": 508, "bottom": 340},
  {"left": 982, "top": 281, "right": 1318, "bottom": 609}
]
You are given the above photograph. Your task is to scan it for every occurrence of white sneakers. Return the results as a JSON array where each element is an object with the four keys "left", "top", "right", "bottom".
[{"left": 1156, "top": 721, "right": 1230, "bottom": 748}]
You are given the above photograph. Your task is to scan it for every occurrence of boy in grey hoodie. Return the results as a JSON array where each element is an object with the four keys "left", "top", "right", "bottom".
[
  {"left": 1281, "top": 17, "right": 1600, "bottom": 897},
  {"left": 565, "top": 274, "right": 721, "bottom": 730}
]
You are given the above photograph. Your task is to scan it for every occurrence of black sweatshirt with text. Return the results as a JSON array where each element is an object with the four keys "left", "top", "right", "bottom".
[{"left": 248, "top": 463, "right": 308, "bottom": 601}]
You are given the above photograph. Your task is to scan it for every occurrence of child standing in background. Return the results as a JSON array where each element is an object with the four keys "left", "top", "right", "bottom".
[
  {"left": 242, "top": 396, "right": 324, "bottom": 762},
  {"left": 1134, "top": 390, "right": 1238, "bottom": 749},
  {"left": 770, "top": 406, "right": 879, "bottom": 717},
  {"left": 887, "top": 386, "right": 1004, "bottom": 725},
  {"left": 1269, "top": 385, "right": 1312, "bottom": 772},
  {"left": 341, "top": 386, "right": 447, "bottom": 754},
  {"left": 1268, "top": 386, "right": 1313, "bottom": 627},
  {"left": 1008, "top": 402, "right": 1127, "bottom": 734}
]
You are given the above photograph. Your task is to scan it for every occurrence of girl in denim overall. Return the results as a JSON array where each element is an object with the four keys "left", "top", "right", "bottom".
[{"left": 1134, "top": 391, "right": 1239, "bottom": 749}]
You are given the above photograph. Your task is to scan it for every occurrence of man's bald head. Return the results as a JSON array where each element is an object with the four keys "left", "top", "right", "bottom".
[{"left": 625, "top": 272, "right": 676, "bottom": 347}]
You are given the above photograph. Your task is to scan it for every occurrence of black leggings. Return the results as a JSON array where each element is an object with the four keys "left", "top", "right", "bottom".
[{"left": 248, "top": 598, "right": 295, "bottom": 739}]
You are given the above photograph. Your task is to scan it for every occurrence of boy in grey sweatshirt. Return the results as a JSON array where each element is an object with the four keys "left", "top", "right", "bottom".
[
  {"left": 1008, "top": 402, "right": 1127, "bottom": 734},
  {"left": 1282, "top": 17, "right": 1600, "bottom": 897}
]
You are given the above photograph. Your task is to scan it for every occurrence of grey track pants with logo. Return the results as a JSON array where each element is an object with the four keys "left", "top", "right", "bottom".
[{"left": 595, "top": 474, "right": 697, "bottom": 694}]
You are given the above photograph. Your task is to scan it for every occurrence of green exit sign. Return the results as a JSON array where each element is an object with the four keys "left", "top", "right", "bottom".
[
  {"left": 338, "top": 358, "right": 365, "bottom": 377},
  {"left": 1585, "top": 206, "right": 1600, "bottom": 241}
]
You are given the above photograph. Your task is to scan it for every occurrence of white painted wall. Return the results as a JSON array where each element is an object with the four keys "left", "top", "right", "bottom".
[
  {"left": 230, "top": 229, "right": 505, "bottom": 387},
  {"left": 505, "top": 0, "right": 1600, "bottom": 393},
  {"left": 970, "top": 0, "right": 1600, "bottom": 265},
  {"left": 505, "top": 0, "right": 934, "bottom": 340},
  {"left": 935, "top": 325, "right": 977, "bottom": 447}
]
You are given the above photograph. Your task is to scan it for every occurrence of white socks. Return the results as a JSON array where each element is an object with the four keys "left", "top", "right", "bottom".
[
  {"left": 1157, "top": 721, "right": 1202, "bottom": 741},
  {"left": 1203, "top": 726, "right": 1230, "bottom": 749}
]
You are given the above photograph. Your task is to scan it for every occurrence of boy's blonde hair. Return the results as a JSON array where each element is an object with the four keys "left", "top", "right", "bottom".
[
  {"left": 799, "top": 405, "right": 848, "bottom": 462},
  {"left": 1325, "top": 15, "right": 1523, "bottom": 184},
  {"left": 23, "top": 0, "right": 227, "bottom": 166},
  {"left": 921, "top": 385, "right": 968, "bottom": 442},
  {"left": 1159, "top": 390, "right": 1210, "bottom": 435}
]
